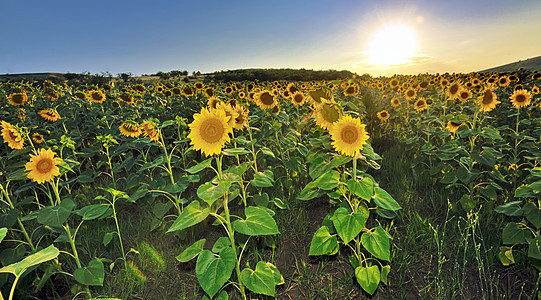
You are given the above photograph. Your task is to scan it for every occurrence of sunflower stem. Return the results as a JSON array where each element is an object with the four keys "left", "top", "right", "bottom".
[
  {"left": 1, "top": 184, "right": 35, "bottom": 251},
  {"left": 64, "top": 224, "right": 92, "bottom": 298}
]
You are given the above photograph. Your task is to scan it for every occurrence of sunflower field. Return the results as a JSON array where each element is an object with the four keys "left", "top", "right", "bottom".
[{"left": 0, "top": 70, "right": 540, "bottom": 299}]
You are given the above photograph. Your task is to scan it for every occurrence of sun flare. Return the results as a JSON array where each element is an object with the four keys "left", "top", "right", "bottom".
[{"left": 368, "top": 24, "right": 417, "bottom": 66}]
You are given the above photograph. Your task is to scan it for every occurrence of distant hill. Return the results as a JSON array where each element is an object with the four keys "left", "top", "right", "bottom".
[
  {"left": 479, "top": 55, "right": 541, "bottom": 73},
  {"left": 0, "top": 72, "right": 67, "bottom": 82}
]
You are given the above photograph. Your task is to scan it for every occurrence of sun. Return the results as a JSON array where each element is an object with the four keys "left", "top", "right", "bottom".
[{"left": 368, "top": 24, "right": 417, "bottom": 66}]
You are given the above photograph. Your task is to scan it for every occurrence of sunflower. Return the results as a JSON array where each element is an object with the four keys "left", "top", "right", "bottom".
[
  {"left": 43, "top": 88, "right": 59, "bottom": 101},
  {"left": 343, "top": 83, "right": 361, "bottom": 97},
  {"left": 1, "top": 121, "right": 24, "bottom": 150},
  {"left": 140, "top": 120, "right": 159, "bottom": 142},
  {"left": 39, "top": 109, "right": 60, "bottom": 122},
  {"left": 194, "top": 82, "right": 204, "bottom": 91},
  {"left": 377, "top": 110, "right": 390, "bottom": 121},
  {"left": 404, "top": 88, "right": 417, "bottom": 101},
  {"left": 509, "top": 89, "right": 532, "bottom": 108},
  {"left": 215, "top": 102, "right": 239, "bottom": 128},
  {"left": 272, "top": 105, "right": 280, "bottom": 115},
  {"left": 457, "top": 88, "right": 472, "bottom": 103},
  {"left": 314, "top": 100, "right": 342, "bottom": 130},
  {"left": 207, "top": 97, "right": 221, "bottom": 109},
  {"left": 89, "top": 90, "right": 106, "bottom": 103},
  {"left": 389, "top": 78, "right": 399, "bottom": 89},
  {"left": 188, "top": 107, "right": 232, "bottom": 157},
  {"left": 329, "top": 115, "right": 369, "bottom": 157},
  {"left": 291, "top": 92, "right": 306, "bottom": 106},
  {"left": 224, "top": 86, "right": 235, "bottom": 95},
  {"left": 183, "top": 86, "right": 194, "bottom": 97},
  {"left": 172, "top": 87, "right": 182, "bottom": 95},
  {"left": 8, "top": 92, "right": 28, "bottom": 106},
  {"left": 73, "top": 91, "right": 87, "bottom": 100},
  {"left": 390, "top": 97, "right": 401, "bottom": 107},
  {"left": 119, "top": 122, "right": 142, "bottom": 138},
  {"left": 476, "top": 87, "right": 500, "bottom": 112},
  {"left": 498, "top": 76, "right": 510, "bottom": 87},
  {"left": 286, "top": 82, "right": 299, "bottom": 94},
  {"left": 133, "top": 84, "right": 147, "bottom": 94},
  {"left": 446, "top": 121, "right": 466, "bottom": 133},
  {"left": 118, "top": 93, "right": 135, "bottom": 105},
  {"left": 32, "top": 132, "right": 45, "bottom": 144},
  {"left": 414, "top": 98, "right": 428, "bottom": 112},
  {"left": 308, "top": 86, "right": 334, "bottom": 106},
  {"left": 204, "top": 87, "right": 215, "bottom": 98},
  {"left": 232, "top": 106, "right": 249, "bottom": 130},
  {"left": 532, "top": 85, "right": 539, "bottom": 95},
  {"left": 254, "top": 90, "right": 278, "bottom": 109},
  {"left": 446, "top": 82, "right": 462, "bottom": 100},
  {"left": 25, "top": 148, "right": 62, "bottom": 184}
]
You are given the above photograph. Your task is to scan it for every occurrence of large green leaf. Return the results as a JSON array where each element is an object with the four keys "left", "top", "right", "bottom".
[
  {"left": 185, "top": 158, "right": 213, "bottom": 174},
  {"left": 502, "top": 222, "right": 531, "bottom": 245},
  {"left": 0, "top": 245, "right": 59, "bottom": 276},
  {"left": 240, "top": 261, "right": 276, "bottom": 296},
  {"left": 167, "top": 201, "right": 210, "bottom": 233},
  {"left": 372, "top": 187, "right": 401, "bottom": 211},
  {"left": 74, "top": 204, "right": 111, "bottom": 221},
  {"left": 222, "top": 147, "right": 250, "bottom": 156},
  {"left": 495, "top": 201, "right": 523, "bottom": 217},
  {"left": 347, "top": 177, "right": 373, "bottom": 201},
  {"left": 332, "top": 207, "right": 367, "bottom": 244},
  {"left": 232, "top": 206, "right": 280, "bottom": 236},
  {"left": 196, "top": 248, "right": 236, "bottom": 298},
  {"left": 523, "top": 202, "right": 541, "bottom": 229},
  {"left": 309, "top": 226, "right": 338, "bottom": 256},
  {"left": 37, "top": 198, "right": 76, "bottom": 227},
  {"left": 250, "top": 170, "right": 274, "bottom": 187},
  {"left": 74, "top": 259, "right": 104, "bottom": 286},
  {"left": 499, "top": 246, "right": 515, "bottom": 266},
  {"left": 197, "top": 180, "right": 231, "bottom": 206},
  {"left": 355, "top": 265, "right": 380, "bottom": 295},
  {"left": 176, "top": 239, "right": 206, "bottom": 263},
  {"left": 313, "top": 171, "right": 340, "bottom": 190},
  {"left": 361, "top": 226, "right": 390, "bottom": 261}
]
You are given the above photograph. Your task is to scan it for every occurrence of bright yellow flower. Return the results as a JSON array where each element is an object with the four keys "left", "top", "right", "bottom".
[
  {"left": 25, "top": 148, "right": 62, "bottom": 184},
  {"left": 188, "top": 107, "right": 232, "bottom": 157},
  {"left": 329, "top": 115, "right": 369, "bottom": 157}
]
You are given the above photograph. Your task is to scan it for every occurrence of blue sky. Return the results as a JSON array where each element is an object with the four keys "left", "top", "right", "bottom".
[{"left": 1, "top": 0, "right": 540, "bottom": 76}]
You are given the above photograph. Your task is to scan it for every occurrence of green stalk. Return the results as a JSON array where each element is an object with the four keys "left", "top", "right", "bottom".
[
  {"left": 216, "top": 156, "right": 246, "bottom": 300},
  {"left": 65, "top": 224, "right": 92, "bottom": 298},
  {"left": 110, "top": 196, "right": 127, "bottom": 268}
]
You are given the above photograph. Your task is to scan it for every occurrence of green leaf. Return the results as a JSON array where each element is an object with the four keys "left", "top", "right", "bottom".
[
  {"left": 185, "top": 158, "right": 213, "bottom": 174},
  {"left": 74, "top": 204, "right": 111, "bottom": 221},
  {"left": 355, "top": 265, "right": 380, "bottom": 295},
  {"left": 222, "top": 147, "right": 250, "bottom": 156},
  {"left": 347, "top": 177, "right": 373, "bottom": 201},
  {"left": 0, "top": 227, "right": 7, "bottom": 244},
  {"left": 361, "top": 226, "right": 390, "bottom": 261},
  {"left": 330, "top": 155, "right": 352, "bottom": 168},
  {"left": 272, "top": 197, "right": 287, "bottom": 209},
  {"left": 265, "top": 262, "right": 284, "bottom": 285},
  {"left": 253, "top": 193, "right": 269, "bottom": 207},
  {"left": 313, "top": 171, "right": 340, "bottom": 190},
  {"left": 523, "top": 202, "right": 541, "bottom": 229},
  {"left": 103, "top": 232, "right": 114, "bottom": 246},
  {"left": 515, "top": 185, "right": 537, "bottom": 198},
  {"left": 176, "top": 239, "right": 206, "bottom": 262},
  {"left": 167, "top": 201, "right": 210, "bottom": 233},
  {"left": 196, "top": 248, "right": 235, "bottom": 298},
  {"left": 380, "top": 265, "right": 391, "bottom": 285},
  {"left": 332, "top": 207, "right": 367, "bottom": 244},
  {"left": 309, "top": 226, "right": 338, "bottom": 256},
  {"left": 297, "top": 181, "right": 320, "bottom": 201},
  {"left": 495, "top": 201, "right": 523, "bottom": 217},
  {"left": 460, "top": 194, "right": 477, "bottom": 212},
  {"left": 37, "top": 198, "right": 76, "bottom": 227},
  {"left": 499, "top": 246, "right": 515, "bottom": 266},
  {"left": 0, "top": 245, "right": 59, "bottom": 276},
  {"left": 74, "top": 259, "right": 104, "bottom": 286},
  {"left": 232, "top": 206, "right": 280, "bottom": 236},
  {"left": 240, "top": 261, "right": 277, "bottom": 296},
  {"left": 260, "top": 147, "right": 275, "bottom": 158},
  {"left": 197, "top": 180, "right": 231, "bottom": 206},
  {"left": 502, "top": 222, "right": 531, "bottom": 245},
  {"left": 528, "top": 235, "right": 541, "bottom": 260},
  {"left": 372, "top": 187, "right": 401, "bottom": 211},
  {"left": 212, "top": 237, "right": 231, "bottom": 253},
  {"left": 250, "top": 170, "right": 274, "bottom": 187}
]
